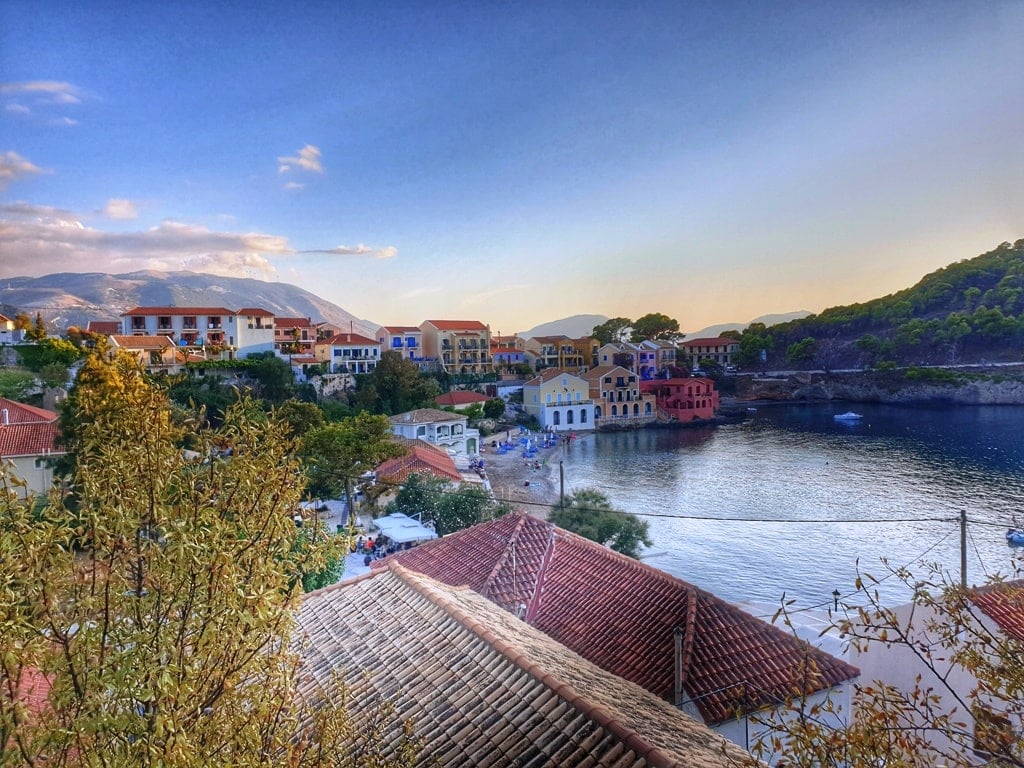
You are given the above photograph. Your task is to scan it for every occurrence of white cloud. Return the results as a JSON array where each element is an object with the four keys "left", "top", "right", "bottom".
[
  {"left": 277, "top": 144, "right": 323, "bottom": 174},
  {"left": 283, "top": 181, "right": 304, "bottom": 190},
  {"left": 0, "top": 81, "right": 83, "bottom": 104},
  {"left": 0, "top": 81, "right": 84, "bottom": 123},
  {"left": 0, "top": 151, "right": 45, "bottom": 190},
  {"left": 103, "top": 199, "right": 138, "bottom": 220},
  {"left": 300, "top": 244, "right": 398, "bottom": 260},
  {"left": 462, "top": 284, "right": 532, "bottom": 306}
]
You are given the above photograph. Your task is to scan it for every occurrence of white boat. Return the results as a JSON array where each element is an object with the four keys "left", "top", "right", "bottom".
[{"left": 833, "top": 411, "right": 863, "bottom": 422}]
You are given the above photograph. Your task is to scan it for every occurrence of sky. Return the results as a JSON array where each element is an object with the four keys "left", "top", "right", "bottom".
[{"left": 2, "top": 1, "right": 1023, "bottom": 335}]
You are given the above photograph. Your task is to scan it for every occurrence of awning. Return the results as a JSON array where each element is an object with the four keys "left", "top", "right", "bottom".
[{"left": 371, "top": 513, "right": 438, "bottom": 544}]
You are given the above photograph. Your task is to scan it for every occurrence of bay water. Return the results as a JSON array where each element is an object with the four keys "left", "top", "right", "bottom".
[{"left": 557, "top": 403, "right": 1024, "bottom": 613}]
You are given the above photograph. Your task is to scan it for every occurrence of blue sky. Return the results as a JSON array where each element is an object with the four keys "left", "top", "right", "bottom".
[{"left": 2, "top": 1, "right": 1023, "bottom": 334}]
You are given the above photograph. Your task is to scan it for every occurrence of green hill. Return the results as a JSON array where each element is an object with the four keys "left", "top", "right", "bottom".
[{"left": 739, "top": 239, "right": 1024, "bottom": 370}]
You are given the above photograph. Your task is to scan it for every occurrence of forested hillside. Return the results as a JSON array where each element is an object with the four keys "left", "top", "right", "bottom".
[{"left": 737, "top": 239, "right": 1024, "bottom": 370}]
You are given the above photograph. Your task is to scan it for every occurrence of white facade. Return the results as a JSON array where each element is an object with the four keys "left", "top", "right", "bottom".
[
  {"left": 120, "top": 307, "right": 275, "bottom": 358},
  {"left": 389, "top": 408, "right": 480, "bottom": 456}
]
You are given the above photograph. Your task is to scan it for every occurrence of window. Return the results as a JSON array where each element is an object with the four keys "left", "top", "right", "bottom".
[
  {"left": 567, "top": 410, "right": 574, "bottom": 424},
  {"left": 553, "top": 411, "right": 560, "bottom": 426},
  {"left": 581, "top": 410, "right": 588, "bottom": 423}
]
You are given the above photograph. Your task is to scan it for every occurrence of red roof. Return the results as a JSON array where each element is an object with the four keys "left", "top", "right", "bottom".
[
  {"left": 424, "top": 320, "right": 489, "bottom": 332},
  {"left": 376, "top": 443, "right": 462, "bottom": 484},
  {"left": 236, "top": 307, "right": 274, "bottom": 316},
  {"left": 435, "top": 391, "right": 489, "bottom": 406},
  {"left": 373, "top": 512, "right": 859, "bottom": 724},
  {"left": 381, "top": 325, "right": 421, "bottom": 334},
  {"left": 86, "top": 320, "right": 120, "bottom": 334},
  {"left": 0, "top": 398, "right": 63, "bottom": 459},
  {"left": 679, "top": 337, "right": 738, "bottom": 348},
  {"left": 110, "top": 335, "right": 175, "bottom": 349},
  {"left": 971, "top": 580, "right": 1024, "bottom": 642},
  {"left": 322, "top": 333, "right": 378, "bottom": 346},
  {"left": 275, "top": 317, "right": 313, "bottom": 328}
]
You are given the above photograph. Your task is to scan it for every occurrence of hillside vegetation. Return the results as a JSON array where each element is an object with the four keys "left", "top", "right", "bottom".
[{"left": 737, "top": 239, "right": 1024, "bottom": 370}]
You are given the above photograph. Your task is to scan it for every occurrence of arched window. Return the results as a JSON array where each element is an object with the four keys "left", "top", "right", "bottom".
[
  {"left": 567, "top": 410, "right": 574, "bottom": 424},
  {"left": 553, "top": 411, "right": 561, "bottom": 426},
  {"left": 594, "top": 405, "right": 602, "bottom": 419},
  {"left": 633, "top": 403, "right": 639, "bottom": 416},
  {"left": 611, "top": 405, "right": 618, "bottom": 417},
  {"left": 581, "top": 410, "right": 588, "bottom": 423},
  {"left": 645, "top": 402, "right": 652, "bottom": 414}
]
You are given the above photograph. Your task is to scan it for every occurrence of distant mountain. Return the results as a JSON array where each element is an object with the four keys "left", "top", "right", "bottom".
[
  {"left": 686, "top": 311, "right": 812, "bottom": 340},
  {"left": 0, "top": 271, "right": 379, "bottom": 337},
  {"left": 519, "top": 314, "right": 608, "bottom": 339}
]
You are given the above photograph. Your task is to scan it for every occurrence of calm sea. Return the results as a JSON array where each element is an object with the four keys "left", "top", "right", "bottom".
[{"left": 557, "top": 403, "right": 1024, "bottom": 612}]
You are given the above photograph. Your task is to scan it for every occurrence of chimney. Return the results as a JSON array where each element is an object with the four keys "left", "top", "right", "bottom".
[
  {"left": 1, "top": 408, "right": 7, "bottom": 426},
  {"left": 673, "top": 626, "right": 683, "bottom": 706}
]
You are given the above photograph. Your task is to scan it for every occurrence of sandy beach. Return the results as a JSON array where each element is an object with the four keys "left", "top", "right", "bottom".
[{"left": 478, "top": 429, "right": 584, "bottom": 519}]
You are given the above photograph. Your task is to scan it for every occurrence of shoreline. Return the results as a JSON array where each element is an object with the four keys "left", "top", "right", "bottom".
[{"left": 480, "top": 430, "right": 581, "bottom": 519}]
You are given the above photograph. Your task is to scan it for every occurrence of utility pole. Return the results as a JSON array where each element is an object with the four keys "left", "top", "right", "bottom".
[
  {"left": 559, "top": 460, "right": 565, "bottom": 510},
  {"left": 960, "top": 509, "right": 967, "bottom": 589}
]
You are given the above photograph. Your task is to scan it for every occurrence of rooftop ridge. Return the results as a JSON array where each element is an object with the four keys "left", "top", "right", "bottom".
[
  {"left": 480, "top": 511, "right": 530, "bottom": 606},
  {"left": 390, "top": 563, "right": 685, "bottom": 768}
]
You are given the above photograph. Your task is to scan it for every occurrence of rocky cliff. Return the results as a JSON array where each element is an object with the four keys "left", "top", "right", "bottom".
[{"left": 736, "top": 367, "right": 1024, "bottom": 405}]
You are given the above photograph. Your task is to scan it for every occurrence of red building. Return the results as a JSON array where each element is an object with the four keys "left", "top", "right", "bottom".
[{"left": 639, "top": 377, "right": 718, "bottom": 422}]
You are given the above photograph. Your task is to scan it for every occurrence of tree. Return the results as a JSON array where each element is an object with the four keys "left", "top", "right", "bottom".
[
  {"left": 299, "top": 413, "right": 406, "bottom": 502},
  {"left": 0, "top": 369, "right": 36, "bottom": 401},
  {"left": 786, "top": 337, "right": 816, "bottom": 365},
  {"left": 352, "top": 351, "right": 441, "bottom": 415},
  {"left": 737, "top": 566, "right": 1024, "bottom": 768},
  {"left": 591, "top": 317, "right": 633, "bottom": 345},
  {"left": 483, "top": 397, "right": 507, "bottom": 420},
  {"left": 630, "top": 312, "right": 682, "bottom": 342},
  {"left": 548, "top": 488, "right": 651, "bottom": 558},
  {"left": 15, "top": 337, "right": 83, "bottom": 372},
  {"left": 12, "top": 311, "right": 31, "bottom": 331},
  {"left": 246, "top": 351, "right": 297, "bottom": 405},
  {"left": 275, "top": 398, "right": 325, "bottom": 439},
  {"left": 387, "top": 472, "right": 508, "bottom": 536},
  {"left": 0, "top": 352, "right": 419, "bottom": 766}
]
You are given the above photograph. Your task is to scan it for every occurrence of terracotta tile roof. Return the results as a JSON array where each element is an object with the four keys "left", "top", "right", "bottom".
[
  {"left": 434, "top": 390, "right": 489, "bottom": 406},
  {"left": 0, "top": 398, "right": 62, "bottom": 459},
  {"left": 297, "top": 565, "right": 747, "bottom": 767},
  {"left": 376, "top": 442, "right": 462, "bottom": 484},
  {"left": 109, "top": 335, "right": 175, "bottom": 349},
  {"left": 389, "top": 408, "right": 464, "bottom": 425},
  {"left": 523, "top": 368, "right": 573, "bottom": 386},
  {"left": 288, "top": 355, "right": 319, "bottom": 364},
  {"left": 86, "top": 320, "right": 120, "bottom": 334},
  {"left": 581, "top": 364, "right": 632, "bottom": 382},
  {"left": 322, "top": 332, "right": 378, "bottom": 346},
  {"left": 122, "top": 306, "right": 236, "bottom": 316},
  {"left": 236, "top": 307, "right": 274, "bottom": 316},
  {"left": 275, "top": 316, "right": 313, "bottom": 328},
  {"left": 971, "top": 579, "right": 1024, "bottom": 642},
  {"left": 381, "top": 325, "right": 421, "bottom": 333},
  {"left": 373, "top": 513, "right": 859, "bottom": 725},
  {"left": 423, "top": 319, "right": 489, "bottom": 331}
]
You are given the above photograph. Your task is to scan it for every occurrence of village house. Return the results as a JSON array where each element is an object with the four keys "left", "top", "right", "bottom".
[
  {"left": 119, "top": 306, "right": 276, "bottom": 358},
  {"left": 85, "top": 320, "right": 120, "bottom": 338},
  {"left": 489, "top": 332, "right": 525, "bottom": 352},
  {"left": 596, "top": 340, "right": 645, "bottom": 374},
  {"left": 0, "top": 314, "right": 25, "bottom": 345},
  {"left": 296, "top": 565, "right": 750, "bottom": 766},
  {"left": 850, "top": 579, "right": 1024, "bottom": 765},
  {"left": 523, "top": 335, "right": 593, "bottom": 373},
  {"left": 490, "top": 345, "right": 527, "bottom": 372},
  {"left": 521, "top": 369, "right": 595, "bottom": 432},
  {"left": 680, "top": 337, "right": 740, "bottom": 369},
  {"left": 418, "top": 320, "right": 492, "bottom": 375},
  {"left": 0, "top": 397, "right": 65, "bottom": 498},
  {"left": 640, "top": 376, "right": 719, "bottom": 422},
  {"left": 373, "top": 512, "right": 860, "bottom": 758},
  {"left": 375, "top": 325, "right": 425, "bottom": 364},
  {"left": 107, "top": 334, "right": 187, "bottom": 374},
  {"left": 313, "top": 332, "right": 381, "bottom": 375},
  {"left": 581, "top": 364, "right": 658, "bottom": 428},
  {"left": 639, "top": 338, "right": 680, "bottom": 378},
  {"left": 434, "top": 390, "right": 490, "bottom": 411},
  {"left": 389, "top": 408, "right": 479, "bottom": 456},
  {"left": 273, "top": 316, "right": 317, "bottom": 354}
]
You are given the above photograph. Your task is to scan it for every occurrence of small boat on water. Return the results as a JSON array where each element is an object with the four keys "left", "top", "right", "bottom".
[
  {"left": 833, "top": 411, "right": 863, "bottom": 422},
  {"left": 1008, "top": 529, "right": 1024, "bottom": 546}
]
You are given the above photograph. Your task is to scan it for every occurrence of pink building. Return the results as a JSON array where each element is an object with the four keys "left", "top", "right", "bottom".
[{"left": 639, "top": 377, "right": 719, "bottom": 422}]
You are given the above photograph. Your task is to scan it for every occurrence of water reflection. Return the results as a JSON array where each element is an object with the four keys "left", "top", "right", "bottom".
[{"left": 560, "top": 404, "right": 1024, "bottom": 609}]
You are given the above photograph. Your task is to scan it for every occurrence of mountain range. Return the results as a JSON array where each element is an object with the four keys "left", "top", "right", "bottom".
[
  {"left": 1, "top": 270, "right": 809, "bottom": 341},
  {"left": 0, "top": 271, "right": 379, "bottom": 338}
]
